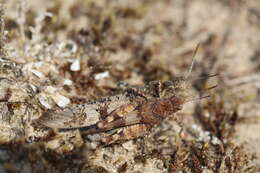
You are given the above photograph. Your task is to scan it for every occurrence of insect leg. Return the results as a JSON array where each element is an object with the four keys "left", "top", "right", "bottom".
[{"left": 101, "top": 124, "right": 149, "bottom": 145}]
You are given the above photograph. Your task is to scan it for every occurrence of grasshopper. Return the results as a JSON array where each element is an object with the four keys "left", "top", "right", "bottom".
[{"left": 36, "top": 44, "right": 217, "bottom": 145}]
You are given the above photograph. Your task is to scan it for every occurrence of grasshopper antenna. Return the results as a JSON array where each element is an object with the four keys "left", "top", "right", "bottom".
[
  {"left": 185, "top": 95, "right": 211, "bottom": 103},
  {"left": 185, "top": 84, "right": 218, "bottom": 103},
  {"left": 185, "top": 42, "right": 201, "bottom": 80},
  {"left": 194, "top": 74, "right": 219, "bottom": 81}
]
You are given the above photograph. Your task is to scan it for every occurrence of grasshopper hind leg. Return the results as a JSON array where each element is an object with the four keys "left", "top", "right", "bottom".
[{"left": 101, "top": 124, "right": 149, "bottom": 145}]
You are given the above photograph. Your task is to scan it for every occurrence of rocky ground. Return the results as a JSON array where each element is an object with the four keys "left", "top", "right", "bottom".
[{"left": 0, "top": 0, "right": 259, "bottom": 172}]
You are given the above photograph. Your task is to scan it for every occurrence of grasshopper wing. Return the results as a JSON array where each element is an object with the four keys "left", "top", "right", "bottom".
[{"left": 36, "top": 104, "right": 101, "bottom": 130}]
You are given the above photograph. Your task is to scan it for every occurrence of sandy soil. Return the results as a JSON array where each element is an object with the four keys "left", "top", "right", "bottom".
[{"left": 0, "top": 0, "right": 259, "bottom": 172}]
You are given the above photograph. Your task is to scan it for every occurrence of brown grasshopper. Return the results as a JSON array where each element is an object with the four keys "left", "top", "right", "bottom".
[{"left": 36, "top": 44, "right": 217, "bottom": 145}]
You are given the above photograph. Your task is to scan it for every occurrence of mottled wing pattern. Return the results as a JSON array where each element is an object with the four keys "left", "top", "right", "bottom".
[
  {"left": 37, "top": 103, "right": 100, "bottom": 129},
  {"left": 37, "top": 93, "right": 135, "bottom": 130},
  {"left": 37, "top": 109, "right": 74, "bottom": 129}
]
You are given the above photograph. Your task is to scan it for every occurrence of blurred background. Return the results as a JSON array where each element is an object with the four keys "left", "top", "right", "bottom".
[{"left": 0, "top": 0, "right": 260, "bottom": 172}]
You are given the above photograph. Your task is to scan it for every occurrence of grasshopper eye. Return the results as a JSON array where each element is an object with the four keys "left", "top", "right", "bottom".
[{"left": 160, "top": 77, "right": 186, "bottom": 98}]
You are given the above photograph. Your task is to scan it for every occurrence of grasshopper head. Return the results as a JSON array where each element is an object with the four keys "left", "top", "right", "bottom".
[{"left": 160, "top": 77, "right": 190, "bottom": 100}]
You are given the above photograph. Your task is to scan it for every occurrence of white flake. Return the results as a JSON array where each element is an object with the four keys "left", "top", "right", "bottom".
[
  {"left": 94, "top": 71, "right": 109, "bottom": 80},
  {"left": 70, "top": 59, "right": 80, "bottom": 71},
  {"left": 39, "top": 94, "right": 53, "bottom": 109},
  {"left": 63, "top": 79, "right": 73, "bottom": 86},
  {"left": 52, "top": 94, "right": 71, "bottom": 108},
  {"left": 31, "top": 69, "right": 44, "bottom": 78}
]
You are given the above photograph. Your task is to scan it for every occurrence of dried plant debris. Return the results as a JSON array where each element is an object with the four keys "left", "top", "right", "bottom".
[
  {"left": 169, "top": 141, "right": 254, "bottom": 173},
  {"left": 0, "top": 0, "right": 259, "bottom": 172}
]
